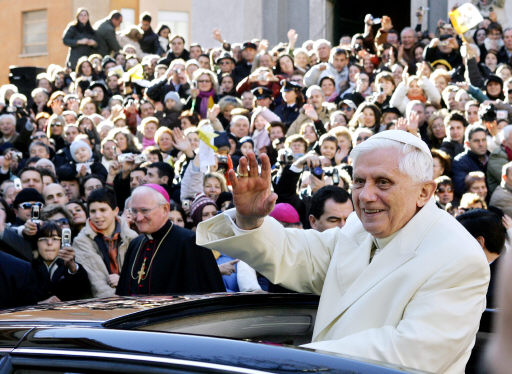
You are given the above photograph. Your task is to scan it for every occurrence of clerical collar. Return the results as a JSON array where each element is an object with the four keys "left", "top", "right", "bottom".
[
  {"left": 145, "top": 220, "right": 173, "bottom": 241},
  {"left": 374, "top": 231, "right": 399, "bottom": 250}
]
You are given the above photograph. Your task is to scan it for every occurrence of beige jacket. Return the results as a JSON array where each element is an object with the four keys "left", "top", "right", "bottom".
[
  {"left": 74, "top": 217, "right": 138, "bottom": 298},
  {"left": 197, "top": 199, "right": 489, "bottom": 373}
]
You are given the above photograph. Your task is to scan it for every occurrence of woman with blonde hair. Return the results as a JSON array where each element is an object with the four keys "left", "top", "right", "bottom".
[
  {"left": 117, "top": 25, "right": 145, "bottom": 60},
  {"left": 426, "top": 110, "right": 448, "bottom": 148}
]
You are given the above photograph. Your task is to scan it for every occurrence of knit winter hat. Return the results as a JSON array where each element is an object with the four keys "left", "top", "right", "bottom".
[
  {"left": 70, "top": 140, "right": 92, "bottom": 162},
  {"left": 164, "top": 91, "right": 181, "bottom": 104},
  {"left": 13, "top": 188, "right": 44, "bottom": 207},
  {"left": 190, "top": 193, "right": 217, "bottom": 226}
]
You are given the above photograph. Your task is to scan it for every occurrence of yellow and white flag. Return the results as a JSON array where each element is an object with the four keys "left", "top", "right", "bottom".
[
  {"left": 198, "top": 125, "right": 218, "bottom": 172},
  {"left": 449, "top": 3, "right": 483, "bottom": 35}
]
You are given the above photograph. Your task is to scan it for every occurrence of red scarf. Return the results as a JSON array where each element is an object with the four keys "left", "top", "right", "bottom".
[
  {"left": 505, "top": 145, "right": 512, "bottom": 161},
  {"left": 90, "top": 219, "right": 121, "bottom": 274}
]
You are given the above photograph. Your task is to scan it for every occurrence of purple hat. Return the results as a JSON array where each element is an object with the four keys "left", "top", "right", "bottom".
[
  {"left": 270, "top": 203, "right": 300, "bottom": 224},
  {"left": 143, "top": 184, "right": 170, "bottom": 203}
]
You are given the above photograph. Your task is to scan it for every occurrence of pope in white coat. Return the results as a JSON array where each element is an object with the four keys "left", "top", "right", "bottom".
[{"left": 197, "top": 130, "right": 490, "bottom": 373}]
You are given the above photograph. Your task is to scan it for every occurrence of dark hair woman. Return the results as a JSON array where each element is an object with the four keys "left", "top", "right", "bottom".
[{"left": 62, "top": 8, "right": 98, "bottom": 70}]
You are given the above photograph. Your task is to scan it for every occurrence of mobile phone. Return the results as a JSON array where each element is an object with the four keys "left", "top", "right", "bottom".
[
  {"left": 31, "top": 205, "right": 40, "bottom": 220},
  {"left": 13, "top": 177, "right": 22, "bottom": 190},
  {"left": 497, "top": 110, "right": 508, "bottom": 120},
  {"left": 191, "top": 81, "right": 197, "bottom": 89},
  {"left": 62, "top": 228, "right": 72, "bottom": 247}
]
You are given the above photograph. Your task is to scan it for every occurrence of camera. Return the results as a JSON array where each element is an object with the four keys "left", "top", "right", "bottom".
[
  {"left": 217, "top": 155, "right": 228, "bottom": 172},
  {"left": 311, "top": 166, "right": 324, "bottom": 179},
  {"left": 134, "top": 154, "right": 147, "bottom": 164},
  {"left": 13, "top": 177, "right": 22, "bottom": 190},
  {"left": 479, "top": 103, "right": 497, "bottom": 123},
  {"left": 62, "top": 228, "right": 72, "bottom": 247},
  {"left": 118, "top": 153, "right": 134, "bottom": 163},
  {"left": 325, "top": 168, "right": 340, "bottom": 186},
  {"left": 279, "top": 149, "right": 295, "bottom": 166}
]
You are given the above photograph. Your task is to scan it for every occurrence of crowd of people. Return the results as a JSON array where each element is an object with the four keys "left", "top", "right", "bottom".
[{"left": 0, "top": 6, "right": 510, "bottom": 310}]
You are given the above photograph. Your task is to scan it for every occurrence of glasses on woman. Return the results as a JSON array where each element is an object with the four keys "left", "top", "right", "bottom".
[
  {"left": 197, "top": 79, "right": 211, "bottom": 83},
  {"left": 37, "top": 236, "right": 61, "bottom": 243}
]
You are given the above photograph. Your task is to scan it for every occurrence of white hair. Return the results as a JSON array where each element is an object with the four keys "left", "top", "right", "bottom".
[
  {"left": 306, "top": 85, "right": 324, "bottom": 98},
  {"left": 314, "top": 38, "right": 331, "bottom": 50},
  {"left": 230, "top": 115, "right": 249, "bottom": 126},
  {"left": 502, "top": 125, "right": 512, "bottom": 142},
  {"left": 132, "top": 186, "right": 168, "bottom": 206},
  {"left": 0, "top": 114, "right": 16, "bottom": 125},
  {"left": 35, "top": 159, "right": 56, "bottom": 175},
  {"left": 350, "top": 138, "right": 433, "bottom": 183}
]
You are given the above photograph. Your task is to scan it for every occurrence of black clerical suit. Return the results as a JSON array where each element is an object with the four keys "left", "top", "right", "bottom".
[{"left": 116, "top": 220, "right": 225, "bottom": 295}]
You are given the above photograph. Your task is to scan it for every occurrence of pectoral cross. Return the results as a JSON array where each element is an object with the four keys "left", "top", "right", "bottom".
[{"left": 137, "top": 257, "right": 147, "bottom": 284}]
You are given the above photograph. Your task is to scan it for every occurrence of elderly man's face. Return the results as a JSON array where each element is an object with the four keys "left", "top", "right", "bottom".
[
  {"left": 308, "top": 91, "right": 324, "bottom": 108},
  {"left": 230, "top": 119, "right": 249, "bottom": 138},
  {"left": 352, "top": 147, "right": 434, "bottom": 238},
  {"left": 131, "top": 190, "right": 169, "bottom": 234}
]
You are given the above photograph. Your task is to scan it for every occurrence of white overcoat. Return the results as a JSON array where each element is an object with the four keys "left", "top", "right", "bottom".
[{"left": 196, "top": 199, "right": 490, "bottom": 373}]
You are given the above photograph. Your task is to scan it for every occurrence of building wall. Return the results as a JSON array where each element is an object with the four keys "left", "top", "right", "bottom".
[
  {"left": 140, "top": 0, "right": 192, "bottom": 43},
  {"left": 0, "top": 0, "right": 73, "bottom": 84},
  {"left": 191, "top": 0, "right": 262, "bottom": 48}
]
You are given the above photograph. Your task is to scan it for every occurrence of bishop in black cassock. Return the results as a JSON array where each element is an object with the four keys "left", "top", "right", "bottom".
[
  {"left": 116, "top": 184, "right": 225, "bottom": 296},
  {"left": 117, "top": 220, "right": 224, "bottom": 295}
]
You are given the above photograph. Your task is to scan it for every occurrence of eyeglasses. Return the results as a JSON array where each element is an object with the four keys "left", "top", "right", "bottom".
[
  {"left": 31, "top": 134, "right": 47, "bottom": 140},
  {"left": 356, "top": 136, "right": 370, "bottom": 141},
  {"left": 51, "top": 123, "right": 63, "bottom": 127},
  {"left": 128, "top": 206, "right": 160, "bottom": 217},
  {"left": 218, "top": 61, "right": 231, "bottom": 65},
  {"left": 508, "top": 89, "right": 512, "bottom": 94},
  {"left": 37, "top": 236, "right": 61, "bottom": 243},
  {"left": 437, "top": 187, "right": 453, "bottom": 193},
  {"left": 53, "top": 217, "right": 69, "bottom": 225},
  {"left": 339, "top": 107, "right": 353, "bottom": 111},
  {"left": 197, "top": 79, "right": 211, "bottom": 83},
  {"left": 19, "top": 202, "right": 43, "bottom": 209}
]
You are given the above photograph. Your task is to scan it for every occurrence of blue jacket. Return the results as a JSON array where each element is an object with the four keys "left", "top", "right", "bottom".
[{"left": 452, "top": 149, "right": 488, "bottom": 197}]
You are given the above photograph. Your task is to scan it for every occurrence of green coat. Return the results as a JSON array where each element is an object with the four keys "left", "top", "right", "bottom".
[
  {"left": 94, "top": 19, "right": 120, "bottom": 57},
  {"left": 487, "top": 145, "right": 509, "bottom": 195}
]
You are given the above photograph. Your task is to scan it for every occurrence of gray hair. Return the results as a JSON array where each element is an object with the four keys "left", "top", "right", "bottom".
[
  {"left": 0, "top": 114, "right": 16, "bottom": 125},
  {"left": 132, "top": 186, "right": 168, "bottom": 206},
  {"left": 350, "top": 138, "right": 433, "bottom": 183},
  {"left": 306, "top": 85, "right": 324, "bottom": 98},
  {"left": 501, "top": 125, "right": 512, "bottom": 142}
]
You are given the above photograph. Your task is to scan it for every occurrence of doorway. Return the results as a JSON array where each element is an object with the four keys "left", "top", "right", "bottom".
[{"left": 332, "top": 0, "right": 412, "bottom": 45}]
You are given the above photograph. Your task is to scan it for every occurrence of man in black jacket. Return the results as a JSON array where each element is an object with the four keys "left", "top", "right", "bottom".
[{"left": 139, "top": 12, "right": 162, "bottom": 55}]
